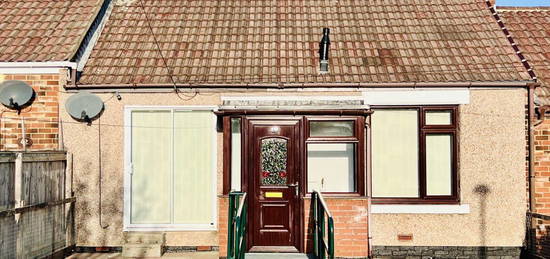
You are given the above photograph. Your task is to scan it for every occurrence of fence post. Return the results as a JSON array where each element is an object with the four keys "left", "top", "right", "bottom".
[{"left": 14, "top": 153, "right": 23, "bottom": 216}]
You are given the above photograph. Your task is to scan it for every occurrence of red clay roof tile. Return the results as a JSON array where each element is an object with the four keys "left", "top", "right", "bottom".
[
  {"left": 78, "top": 0, "right": 531, "bottom": 86},
  {"left": 499, "top": 7, "right": 550, "bottom": 105},
  {"left": 0, "top": 0, "right": 103, "bottom": 62}
]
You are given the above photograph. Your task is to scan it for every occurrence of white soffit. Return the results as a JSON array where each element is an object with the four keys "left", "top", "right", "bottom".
[
  {"left": 362, "top": 88, "right": 470, "bottom": 105},
  {"left": 0, "top": 62, "right": 77, "bottom": 74}
]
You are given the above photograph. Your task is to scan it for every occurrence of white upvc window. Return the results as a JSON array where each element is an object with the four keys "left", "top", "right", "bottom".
[{"left": 124, "top": 106, "right": 217, "bottom": 231}]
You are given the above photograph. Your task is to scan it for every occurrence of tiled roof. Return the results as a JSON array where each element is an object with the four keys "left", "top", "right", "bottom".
[
  {"left": 0, "top": 0, "right": 103, "bottom": 62},
  {"left": 78, "top": 0, "right": 531, "bottom": 86},
  {"left": 498, "top": 7, "right": 550, "bottom": 105}
]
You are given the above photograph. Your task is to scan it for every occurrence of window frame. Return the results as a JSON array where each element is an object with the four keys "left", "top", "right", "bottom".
[
  {"left": 304, "top": 116, "right": 366, "bottom": 196},
  {"left": 222, "top": 115, "right": 245, "bottom": 194},
  {"left": 223, "top": 115, "right": 366, "bottom": 197},
  {"left": 123, "top": 106, "right": 218, "bottom": 231},
  {"left": 371, "top": 105, "right": 459, "bottom": 204}
]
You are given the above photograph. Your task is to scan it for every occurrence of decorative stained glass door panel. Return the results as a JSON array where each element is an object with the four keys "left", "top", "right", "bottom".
[
  {"left": 248, "top": 119, "right": 301, "bottom": 252},
  {"left": 260, "top": 138, "right": 288, "bottom": 186}
]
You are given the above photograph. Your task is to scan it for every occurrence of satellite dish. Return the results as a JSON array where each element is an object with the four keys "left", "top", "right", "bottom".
[
  {"left": 0, "top": 80, "right": 35, "bottom": 110},
  {"left": 65, "top": 92, "right": 104, "bottom": 122}
]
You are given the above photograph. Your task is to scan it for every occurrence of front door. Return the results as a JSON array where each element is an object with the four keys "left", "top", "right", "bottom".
[{"left": 247, "top": 119, "right": 302, "bottom": 252}]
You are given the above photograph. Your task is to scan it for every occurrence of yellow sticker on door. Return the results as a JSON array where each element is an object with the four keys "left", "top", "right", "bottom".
[{"left": 265, "top": 192, "right": 283, "bottom": 198}]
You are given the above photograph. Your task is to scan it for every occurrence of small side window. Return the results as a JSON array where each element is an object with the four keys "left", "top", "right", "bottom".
[{"left": 425, "top": 110, "right": 453, "bottom": 125}]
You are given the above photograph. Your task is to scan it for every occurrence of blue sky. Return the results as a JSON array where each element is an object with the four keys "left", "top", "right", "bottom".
[{"left": 498, "top": 0, "right": 550, "bottom": 6}]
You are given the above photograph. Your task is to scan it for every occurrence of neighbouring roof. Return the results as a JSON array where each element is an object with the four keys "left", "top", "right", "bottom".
[
  {"left": 498, "top": 7, "right": 550, "bottom": 105},
  {"left": 78, "top": 0, "right": 532, "bottom": 86},
  {"left": 0, "top": 0, "right": 104, "bottom": 62}
]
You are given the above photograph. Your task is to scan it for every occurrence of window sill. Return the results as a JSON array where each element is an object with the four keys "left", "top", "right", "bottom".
[
  {"left": 124, "top": 225, "right": 217, "bottom": 232},
  {"left": 371, "top": 204, "right": 470, "bottom": 214}
]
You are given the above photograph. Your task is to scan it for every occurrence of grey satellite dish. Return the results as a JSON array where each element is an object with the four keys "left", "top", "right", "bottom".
[
  {"left": 0, "top": 80, "right": 35, "bottom": 111},
  {"left": 66, "top": 92, "right": 104, "bottom": 122}
]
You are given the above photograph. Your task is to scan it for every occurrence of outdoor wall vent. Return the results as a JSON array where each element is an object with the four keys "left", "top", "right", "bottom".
[{"left": 319, "top": 28, "right": 330, "bottom": 73}]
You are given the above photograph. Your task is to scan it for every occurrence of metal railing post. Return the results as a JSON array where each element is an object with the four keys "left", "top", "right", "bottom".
[
  {"left": 227, "top": 192, "right": 247, "bottom": 259},
  {"left": 312, "top": 190, "right": 335, "bottom": 259},
  {"left": 227, "top": 193, "right": 236, "bottom": 259}
]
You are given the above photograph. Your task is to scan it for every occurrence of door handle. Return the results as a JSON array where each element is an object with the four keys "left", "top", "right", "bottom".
[{"left": 288, "top": 182, "right": 299, "bottom": 197}]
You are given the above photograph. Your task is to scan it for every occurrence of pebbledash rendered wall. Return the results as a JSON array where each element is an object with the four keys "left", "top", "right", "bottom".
[
  {"left": 59, "top": 88, "right": 526, "bottom": 258},
  {"left": 0, "top": 73, "right": 65, "bottom": 151},
  {"left": 371, "top": 88, "right": 527, "bottom": 257}
]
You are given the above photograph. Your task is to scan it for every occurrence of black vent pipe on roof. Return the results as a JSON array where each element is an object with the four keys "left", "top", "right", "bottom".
[{"left": 319, "top": 28, "right": 330, "bottom": 73}]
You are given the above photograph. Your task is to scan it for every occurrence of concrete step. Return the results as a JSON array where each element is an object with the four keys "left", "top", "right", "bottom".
[
  {"left": 245, "top": 253, "right": 313, "bottom": 259},
  {"left": 122, "top": 244, "right": 163, "bottom": 258},
  {"left": 123, "top": 232, "right": 165, "bottom": 244}
]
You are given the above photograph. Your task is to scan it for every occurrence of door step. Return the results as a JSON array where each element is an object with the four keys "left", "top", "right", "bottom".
[
  {"left": 245, "top": 253, "right": 313, "bottom": 259},
  {"left": 122, "top": 244, "right": 163, "bottom": 257},
  {"left": 122, "top": 232, "right": 165, "bottom": 257},
  {"left": 248, "top": 246, "right": 299, "bottom": 253}
]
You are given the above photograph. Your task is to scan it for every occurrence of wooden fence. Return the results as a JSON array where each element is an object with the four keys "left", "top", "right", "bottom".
[{"left": 0, "top": 152, "right": 75, "bottom": 259}]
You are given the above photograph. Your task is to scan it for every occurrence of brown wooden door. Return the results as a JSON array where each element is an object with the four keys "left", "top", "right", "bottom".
[{"left": 247, "top": 119, "right": 302, "bottom": 252}]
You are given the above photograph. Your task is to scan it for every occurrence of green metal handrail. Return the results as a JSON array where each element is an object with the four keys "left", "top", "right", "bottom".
[
  {"left": 313, "top": 190, "right": 335, "bottom": 259},
  {"left": 227, "top": 192, "right": 247, "bottom": 259}
]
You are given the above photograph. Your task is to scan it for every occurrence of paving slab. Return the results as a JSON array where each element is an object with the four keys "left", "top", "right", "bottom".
[
  {"left": 66, "top": 252, "right": 218, "bottom": 259},
  {"left": 245, "top": 253, "right": 313, "bottom": 259}
]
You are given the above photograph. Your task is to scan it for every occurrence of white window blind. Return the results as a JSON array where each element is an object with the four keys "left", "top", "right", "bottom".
[
  {"left": 129, "top": 109, "right": 215, "bottom": 228},
  {"left": 173, "top": 111, "right": 214, "bottom": 224},
  {"left": 426, "top": 134, "right": 453, "bottom": 196},
  {"left": 230, "top": 118, "right": 242, "bottom": 191},
  {"left": 372, "top": 110, "right": 419, "bottom": 198},
  {"left": 307, "top": 143, "right": 355, "bottom": 192},
  {"left": 131, "top": 110, "right": 172, "bottom": 224}
]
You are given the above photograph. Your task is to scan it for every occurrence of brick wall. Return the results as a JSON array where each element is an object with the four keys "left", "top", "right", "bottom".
[
  {"left": 0, "top": 74, "right": 63, "bottom": 151},
  {"left": 304, "top": 198, "right": 369, "bottom": 258},
  {"left": 533, "top": 115, "right": 550, "bottom": 214},
  {"left": 218, "top": 197, "right": 229, "bottom": 257},
  {"left": 528, "top": 115, "right": 550, "bottom": 257},
  {"left": 528, "top": 213, "right": 550, "bottom": 258}
]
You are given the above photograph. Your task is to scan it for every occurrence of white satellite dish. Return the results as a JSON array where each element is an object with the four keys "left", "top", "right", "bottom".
[
  {"left": 65, "top": 92, "right": 104, "bottom": 122},
  {"left": 0, "top": 80, "right": 35, "bottom": 111}
]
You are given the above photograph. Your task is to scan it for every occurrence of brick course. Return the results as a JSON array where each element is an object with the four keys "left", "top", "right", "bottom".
[
  {"left": 304, "top": 198, "right": 369, "bottom": 258},
  {"left": 533, "top": 115, "right": 550, "bottom": 214},
  {"left": 218, "top": 197, "right": 229, "bottom": 258},
  {"left": 529, "top": 115, "right": 550, "bottom": 257},
  {"left": 0, "top": 74, "right": 63, "bottom": 151}
]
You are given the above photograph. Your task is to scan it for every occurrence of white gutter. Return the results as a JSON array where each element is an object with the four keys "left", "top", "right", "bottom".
[
  {"left": 0, "top": 62, "right": 77, "bottom": 68},
  {"left": 0, "top": 62, "right": 77, "bottom": 74}
]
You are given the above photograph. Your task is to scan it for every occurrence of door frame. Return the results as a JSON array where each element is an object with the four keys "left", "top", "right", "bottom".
[{"left": 242, "top": 116, "right": 305, "bottom": 252}]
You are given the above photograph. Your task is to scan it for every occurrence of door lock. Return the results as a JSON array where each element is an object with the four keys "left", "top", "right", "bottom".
[{"left": 288, "top": 182, "right": 299, "bottom": 197}]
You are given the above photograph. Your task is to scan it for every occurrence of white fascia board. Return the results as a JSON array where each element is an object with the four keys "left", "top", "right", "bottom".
[
  {"left": 371, "top": 204, "right": 470, "bottom": 214},
  {"left": 363, "top": 88, "right": 470, "bottom": 105},
  {"left": 0, "top": 67, "right": 65, "bottom": 74},
  {"left": 0, "top": 62, "right": 77, "bottom": 68},
  {"left": 0, "top": 62, "right": 77, "bottom": 74}
]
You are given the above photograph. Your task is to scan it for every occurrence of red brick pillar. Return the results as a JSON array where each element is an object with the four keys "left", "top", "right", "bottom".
[{"left": 218, "top": 197, "right": 229, "bottom": 257}]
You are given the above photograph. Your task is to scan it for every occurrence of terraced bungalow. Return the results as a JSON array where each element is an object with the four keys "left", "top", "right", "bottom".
[{"left": 0, "top": 0, "right": 540, "bottom": 258}]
